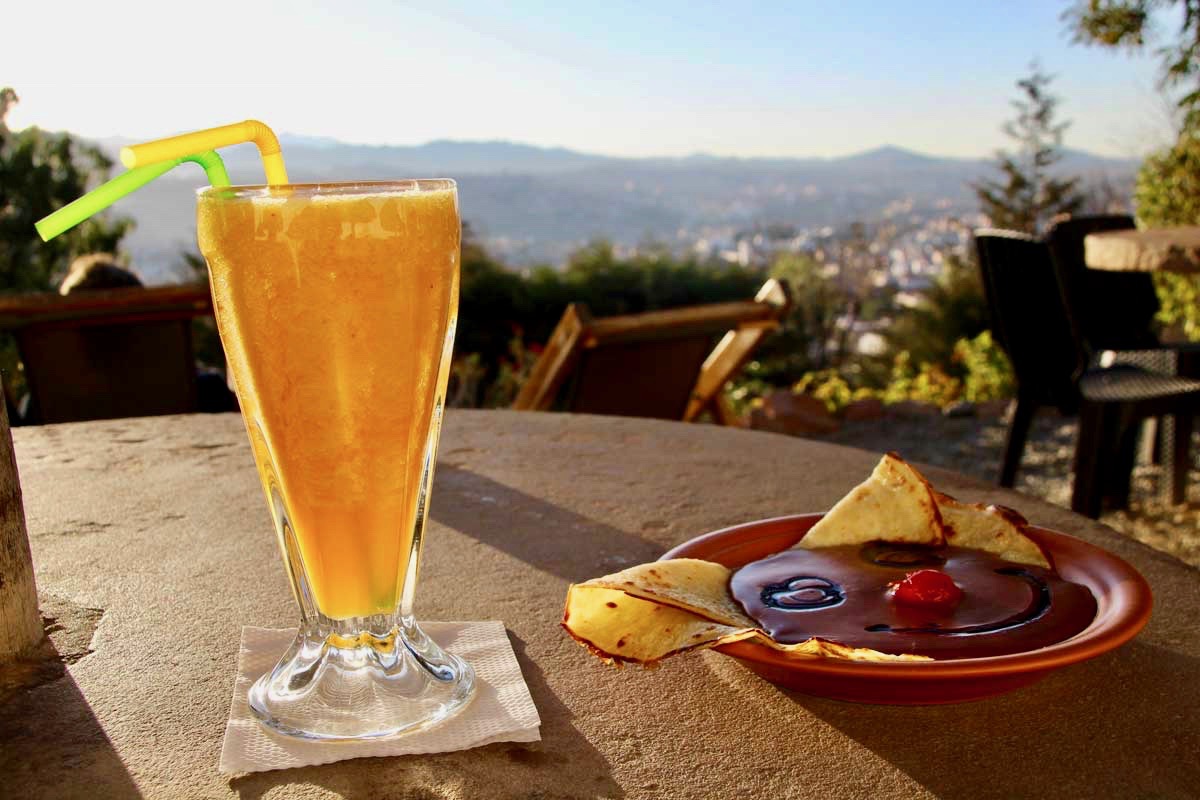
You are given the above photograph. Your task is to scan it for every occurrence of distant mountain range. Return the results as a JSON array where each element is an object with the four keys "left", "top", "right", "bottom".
[{"left": 78, "top": 134, "right": 1137, "bottom": 280}]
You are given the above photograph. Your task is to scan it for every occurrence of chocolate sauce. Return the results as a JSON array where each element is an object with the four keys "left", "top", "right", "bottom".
[{"left": 730, "top": 544, "right": 1096, "bottom": 659}]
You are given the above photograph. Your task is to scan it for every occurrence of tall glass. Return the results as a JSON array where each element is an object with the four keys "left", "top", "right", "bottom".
[{"left": 196, "top": 180, "right": 474, "bottom": 740}]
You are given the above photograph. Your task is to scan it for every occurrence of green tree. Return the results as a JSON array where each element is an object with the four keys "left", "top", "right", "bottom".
[
  {"left": 1067, "top": 3, "right": 1200, "bottom": 339},
  {"left": 0, "top": 87, "right": 131, "bottom": 292},
  {"left": 1066, "top": 0, "right": 1200, "bottom": 119},
  {"left": 973, "top": 66, "right": 1084, "bottom": 234},
  {"left": 1135, "top": 130, "right": 1200, "bottom": 338}
]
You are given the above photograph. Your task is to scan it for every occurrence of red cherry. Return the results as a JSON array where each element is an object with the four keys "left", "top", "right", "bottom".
[{"left": 891, "top": 569, "right": 963, "bottom": 610}]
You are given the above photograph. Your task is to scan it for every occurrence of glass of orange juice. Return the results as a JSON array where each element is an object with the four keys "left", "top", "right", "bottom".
[{"left": 197, "top": 180, "right": 474, "bottom": 740}]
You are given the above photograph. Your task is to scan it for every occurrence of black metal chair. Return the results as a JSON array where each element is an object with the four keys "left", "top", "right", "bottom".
[
  {"left": 1046, "top": 215, "right": 1200, "bottom": 501},
  {"left": 1045, "top": 215, "right": 1160, "bottom": 351},
  {"left": 1046, "top": 214, "right": 1200, "bottom": 374},
  {"left": 974, "top": 229, "right": 1200, "bottom": 517}
]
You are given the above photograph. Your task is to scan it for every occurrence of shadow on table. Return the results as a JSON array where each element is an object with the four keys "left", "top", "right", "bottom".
[
  {"left": 431, "top": 464, "right": 662, "bottom": 582},
  {"left": 791, "top": 641, "right": 1199, "bottom": 799},
  {"left": 487, "top": 632, "right": 625, "bottom": 798},
  {"left": 0, "top": 643, "right": 142, "bottom": 799},
  {"left": 230, "top": 633, "right": 623, "bottom": 800}
]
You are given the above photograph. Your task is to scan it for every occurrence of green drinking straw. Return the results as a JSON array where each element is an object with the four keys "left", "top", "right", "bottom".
[{"left": 35, "top": 150, "right": 230, "bottom": 242}]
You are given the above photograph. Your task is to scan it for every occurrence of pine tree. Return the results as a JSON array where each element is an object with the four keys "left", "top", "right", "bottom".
[{"left": 974, "top": 67, "right": 1084, "bottom": 235}]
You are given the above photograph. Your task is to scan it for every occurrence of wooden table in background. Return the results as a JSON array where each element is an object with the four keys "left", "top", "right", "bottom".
[
  {"left": 1, "top": 411, "right": 1198, "bottom": 799},
  {"left": 1085, "top": 225, "right": 1200, "bottom": 273}
]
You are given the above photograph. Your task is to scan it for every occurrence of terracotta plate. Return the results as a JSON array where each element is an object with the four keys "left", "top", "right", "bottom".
[{"left": 660, "top": 513, "right": 1152, "bottom": 705}]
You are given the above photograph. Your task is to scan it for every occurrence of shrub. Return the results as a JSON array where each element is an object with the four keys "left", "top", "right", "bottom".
[
  {"left": 1135, "top": 127, "right": 1200, "bottom": 340},
  {"left": 783, "top": 330, "right": 1014, "bottom": 416},
  {"left": 793, "top": 369, "right": 855, "bottom": 413},
  {"left": 879, "top": 352, "right": 962, "bottom": 408},
  {"left": 954, "top": 330, "right": 1015, "bottom": 402}
]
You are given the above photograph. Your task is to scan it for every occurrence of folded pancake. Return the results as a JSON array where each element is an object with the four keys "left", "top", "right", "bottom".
[
  {"left": 800, "top": 452, "right": 945, "bottom": 550},
  {"left": 563, "top": 559, "right": 928, "bottom": 665},
  {"left": 935, "top": 491, "right": 1051, "bottom": 568}
]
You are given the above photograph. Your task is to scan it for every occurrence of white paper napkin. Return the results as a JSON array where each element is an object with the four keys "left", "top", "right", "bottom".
[{"left": 219, "top": 621, "right": 541, "bottom": 774}]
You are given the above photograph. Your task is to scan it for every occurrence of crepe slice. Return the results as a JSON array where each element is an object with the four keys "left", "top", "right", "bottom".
[
  {"left": 800, "top": 452, "right": 946, "bottom": 550},
  {"left": 934, "top": 491, "right": 1051, "bottom": 568},
  {"left": 562, "top": 559, "right": 929, "bottom": 666}
]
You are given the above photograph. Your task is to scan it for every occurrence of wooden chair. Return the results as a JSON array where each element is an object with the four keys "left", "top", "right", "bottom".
[
  {"left": 512, "top": 279, "right": 790, "bottom": 424},
  {"left": 0, "top": 285, "right": 214, "bottom": 425}
]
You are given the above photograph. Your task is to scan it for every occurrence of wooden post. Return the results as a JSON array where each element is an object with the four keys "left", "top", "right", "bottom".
[{"left": 0, "top": 401, "right": 41, "bottom": 662}]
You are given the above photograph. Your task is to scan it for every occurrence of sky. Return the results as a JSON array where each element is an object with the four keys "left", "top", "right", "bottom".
[{"left": 0, "top": 0, "right": 1181, "bottom": 159}]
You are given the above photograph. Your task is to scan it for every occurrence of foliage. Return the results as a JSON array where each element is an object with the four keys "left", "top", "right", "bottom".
[
  {"left": 883, "top": 253, "right": 991, "bottom": 368},
  {"left": 756, "top": 253, "right": 851, "bottom": 379},
  {"left": 1153, "top": 272, "right": 1200, "bottom": 339},
  {"left": 0, "top": 88, "right": 131, "bottom": 292},
  {"left": 1134, "top": 126, "right": 1200, "bottom": 339},
  {"left": 877, "top": 352, "right": 963, "bottom": 407},
  {"left": 786, "top": 330, "right": 1015, "bottom": 414},
  {"left": 1068, "top": 3, "right": 1200, "bottom": 339},
  {"left": 1135, "top": 128, "right": 1200, "bottom": 224},
  {"left": 560, "top": 240, "right": 763, "bottom": 313},
  {"left": 447, "top": 353, "right": 486, "bottom": 409},
  {"left": 456, "top": 224, "right": 531, "bottom": 373},
  {"left": 724, "top": 375, "right": 776, "bottom": 418},
  {"left": 482, "top": 333, "right": 541, "bottom": 408},
  {"left": 794, "top": 369, "right": 857, "bottom": 412},
  {"left": 449, "top": 328, "right": 541, "bottom": 409},
  {"left": 1067, "top": 0, "right": 1200, "bottom": 119},
  {"left": 954, "top": 330, "right": 1017, "bottom": 402},
  {"left": 973, "top": 66, "right": 1084, "bottom": 235}
]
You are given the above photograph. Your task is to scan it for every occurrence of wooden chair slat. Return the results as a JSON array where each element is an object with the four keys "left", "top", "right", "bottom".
[{"left": 514, "top": 279, "right": 790, "bottom": 424}]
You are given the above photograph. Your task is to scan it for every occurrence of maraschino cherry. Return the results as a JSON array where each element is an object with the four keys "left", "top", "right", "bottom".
[{"left": 891, "top": 569, "right": 964, "bottom": 611}]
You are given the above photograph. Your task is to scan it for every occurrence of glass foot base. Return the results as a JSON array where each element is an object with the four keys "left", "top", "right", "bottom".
[{"left": 248, "top": 618, "right": 476, "bottom": 740}]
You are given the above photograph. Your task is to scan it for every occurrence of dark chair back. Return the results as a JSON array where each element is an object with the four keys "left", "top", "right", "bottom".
[
  {"left": 974, "top": 230, "right": 1010, "bottom": 356},
  {"left": 974, "top": 230, "right": 1085, "bottom": 411},
  {"left": 17, "top": 320, "right": 198, "bottom": 424},
  {"left": 1045, "top": 215, "right": 1160, "bottom": 351},
  {"left": 0, "top": 285, "right": 213, "bottom": 424}
]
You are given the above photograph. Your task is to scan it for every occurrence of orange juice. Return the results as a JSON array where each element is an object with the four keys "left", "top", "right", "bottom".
[{"left": 197, "top": 181, "right": 459, "bottom": 620}]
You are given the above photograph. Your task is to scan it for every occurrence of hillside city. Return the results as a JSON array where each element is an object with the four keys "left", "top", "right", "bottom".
[
  {"left": 603, "top": 206, "right": 991, "bottom": 360},
  {"left": 94, "top": 137, "right": 1135, "bottom": 286},
  {"left": 667, "top": 208, "right": 983, "bottom": 288}
]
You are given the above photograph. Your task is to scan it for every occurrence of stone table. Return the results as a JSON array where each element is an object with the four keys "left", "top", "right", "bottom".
[
  {"left": 2, "top": 410, "right": 1198, "bottom": 799},
  {"left": 1084, "top": 225, "right": 1200, "bottom": 273}
]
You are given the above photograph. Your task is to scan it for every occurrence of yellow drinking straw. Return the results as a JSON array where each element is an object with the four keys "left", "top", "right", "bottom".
[{"left": 121, "top": 120, "right": 289, "bottom": 185}]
